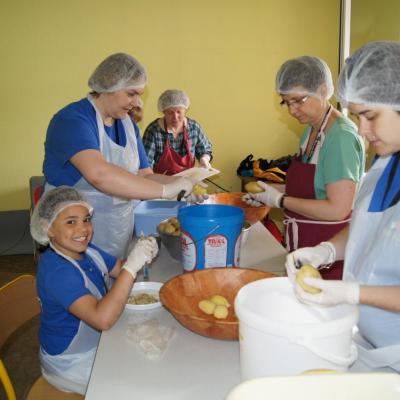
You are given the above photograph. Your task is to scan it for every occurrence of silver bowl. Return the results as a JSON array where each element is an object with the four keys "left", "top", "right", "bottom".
[{"left": 156, "top": 221, "right": 181, "bottom": 261}]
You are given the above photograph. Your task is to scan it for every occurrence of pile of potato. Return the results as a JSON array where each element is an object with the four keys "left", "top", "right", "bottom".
[
  {"left": 158, "top": 217, "right": 180, "bottom": 236},
  {"left": 198, "top": 295, "right": 230, "bottom": 319}
]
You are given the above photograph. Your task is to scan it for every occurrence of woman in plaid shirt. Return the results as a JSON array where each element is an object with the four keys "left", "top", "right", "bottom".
[{"left": 143, "top": 89, "right": 213, "bottom": 175}]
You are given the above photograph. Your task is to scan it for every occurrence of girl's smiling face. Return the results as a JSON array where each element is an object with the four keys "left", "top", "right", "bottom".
[
  {"left": 349, "top": 103, "right": 400, "bottom": 156},
  {"left": 48, "top": 205, "right": 93, "bottom": 259}
]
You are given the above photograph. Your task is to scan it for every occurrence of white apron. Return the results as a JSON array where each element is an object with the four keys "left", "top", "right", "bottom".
[
  {"left": 46, "top": 95, "right": 140, "bottom": 258},
  {"left": 40, "top": 245, "right": 110, "bottom": 394},
  {"left": 344, "top": 156, "right": 400, "bottom": 371}
]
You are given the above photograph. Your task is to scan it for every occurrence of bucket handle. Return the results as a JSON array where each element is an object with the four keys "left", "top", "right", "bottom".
[
  {"left": 183, "top": 224, "right": 221, "bottom": 246},
  {"left": 296, "top": 339, "right": 358, "bottom": 367}
]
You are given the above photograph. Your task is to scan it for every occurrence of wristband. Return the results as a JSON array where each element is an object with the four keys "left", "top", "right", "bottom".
[{"left": 279, "top": 194, "right": 287, "bottom": 209}]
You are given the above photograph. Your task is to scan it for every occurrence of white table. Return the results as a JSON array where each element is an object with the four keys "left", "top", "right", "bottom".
[{"left": 85, "top": 222, "right": 287, "bottom": 400}]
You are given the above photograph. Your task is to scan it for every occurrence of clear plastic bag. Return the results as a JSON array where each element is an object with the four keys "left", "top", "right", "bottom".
[{"left": 126, "top": 318, "right": 175, "bottom": 360}]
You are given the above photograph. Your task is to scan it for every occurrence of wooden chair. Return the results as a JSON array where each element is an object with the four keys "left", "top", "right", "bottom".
[{"left": 0, "top": 275, "right": 84, "bottom": 400}]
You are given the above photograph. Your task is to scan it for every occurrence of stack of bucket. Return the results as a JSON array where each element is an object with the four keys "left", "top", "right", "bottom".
[{"left": 235, "top": 277, "right": 359, "bottom": 378}]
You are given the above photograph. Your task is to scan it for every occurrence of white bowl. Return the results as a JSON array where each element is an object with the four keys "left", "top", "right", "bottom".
[{"left": 126, "top": 281, "right": 163, "bottom": 311}]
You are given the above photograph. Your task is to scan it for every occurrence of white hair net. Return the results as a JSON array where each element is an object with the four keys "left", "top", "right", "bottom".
[
  {"left": 336, "top": 41, "right": 400, "bottom": 110},
  {"left": 276, "top": 56, "right": 334, "bottom": 99},
  {"left": 88, "top": 53, "right": 147, "bottom": 93},
  {"left": 158, "top": 89, "right": 190, "bottom": 112},
  {"left": 30, "top": 187, "right": 93, "bottom": 245}
]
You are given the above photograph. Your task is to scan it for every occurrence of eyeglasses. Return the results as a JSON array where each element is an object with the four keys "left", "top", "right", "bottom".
[{"left": 280, "top": 95, "right": 309, "bottom": 108}]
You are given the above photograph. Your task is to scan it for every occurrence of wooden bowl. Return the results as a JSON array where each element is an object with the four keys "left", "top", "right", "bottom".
[
  {"left": 160, "top": 268, "right": 276, "bottom": 340},
  {"left": 204, "top": 192, "right": 270, "bottom": 225}
]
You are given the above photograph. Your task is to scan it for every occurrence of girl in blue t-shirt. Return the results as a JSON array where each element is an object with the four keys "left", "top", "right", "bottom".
[{"left": 31, "top": 186, "right": 158, "bottom": 395}]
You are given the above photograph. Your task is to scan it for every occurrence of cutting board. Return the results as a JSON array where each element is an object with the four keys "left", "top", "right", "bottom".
[{"left": 174, "top": 166, "right": 220, "bottom": 182}]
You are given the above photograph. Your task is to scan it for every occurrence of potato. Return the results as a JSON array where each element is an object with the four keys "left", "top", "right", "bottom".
[
  {"left": 302, "top": 369, "right": 338, "bottom": 375},
  {"left": 244, "top": 181, "right": 264, "bottom": 193},
  {"left": 210, "top": 294, "right": 230, "bottom": 307},
  {"left": 157, "top": 222, "right": 168, "bottom": 233},
  {"left": 198, "top": 300, "right": 216, "bottom": 315},
  {"left": 193, "top": 184, "right": 207, "bottom": 196},
  {"left": 213, "top": 305, "right": 229, "bottom": 319},
  {"left": 168, "top": 217, "right": 180, "bottom": 229},
  {"left": 164, "top": 223, "right": 176, "bottom": 235},
  {"left": 296, "top": 264, "right": 322, "bottom": 294}
]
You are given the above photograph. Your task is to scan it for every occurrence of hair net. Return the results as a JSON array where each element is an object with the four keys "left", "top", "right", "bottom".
[
  {"left": 158, "top": 89, "right": 190, "bottom": 112},
  {"left": 30, "top": 187, "right": 93, "bottom": 245},
  {"left": 88, "top": 53, "right": 147, "bottom": 93},
  {"left": 336, "top": 41, "right": 400, "bottom": 110},
  {"left": 276, "top": 56, "right": 334, "bottom": 99}
]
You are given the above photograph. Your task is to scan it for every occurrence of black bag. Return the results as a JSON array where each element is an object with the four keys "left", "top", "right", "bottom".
[{"left": 237, "top": 154, "right": 255, "bottom": 177}]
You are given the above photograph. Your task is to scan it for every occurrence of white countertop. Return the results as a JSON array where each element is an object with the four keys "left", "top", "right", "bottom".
[
  {"left": 85, "top": 222, "right": 385, "bottom": 400},
  {"left": 85, "top": 222, "right": 286, "bottom": 400}
]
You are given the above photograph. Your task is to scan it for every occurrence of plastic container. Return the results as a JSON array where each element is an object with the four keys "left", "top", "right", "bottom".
[
  {"left": 134, "top": 200, "right": 187, "bottom": 237},
  {"left": 235, "top": 277, "right": 358, "bottom": 379},
  {"left": 226, "top": 373, "right": 400, "bottom": 400},
  {"left": 178, "top": 204, "right": 244, "bottom": 271}
]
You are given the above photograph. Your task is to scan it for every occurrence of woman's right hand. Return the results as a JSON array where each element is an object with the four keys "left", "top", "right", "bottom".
[
  {"left": 162, "top": 177, "right": 194, "bottom": 200},
  {"left": 285, "top": 242, "right": 336, "bottom": 283},
  {"left": 122, "top": 237, "right": 159, "bottom": 278}
]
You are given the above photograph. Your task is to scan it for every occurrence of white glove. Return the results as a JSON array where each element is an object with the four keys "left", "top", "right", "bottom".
[
  {"left": 285, "top": 242, "right": 336, "bottom": 283},
  {"left": 162, "top": 177, "right": 194, "bottom": 200},
  {"left": 199, "top": 154, "right": 211, "bottom": 169},
  {"left": 242, "top": 181, "right": 283, "bottom": 208},
  {"left": 295, "top": 278, "right": 360, "bottom": 306},
  {"left": 122, "top": 237, "right": 159, "bottom": 278}
]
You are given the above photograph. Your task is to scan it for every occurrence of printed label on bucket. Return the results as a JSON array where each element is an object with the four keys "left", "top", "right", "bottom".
[
  {"left": 204, "top": 234, "right": 228, "bottom": 268},
  {"left": 181, "top": 231, "right": 197, "bottom": 271}
]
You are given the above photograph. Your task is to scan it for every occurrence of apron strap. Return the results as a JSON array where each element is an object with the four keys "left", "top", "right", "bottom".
[{"left": 283, "top": 215, "right": 351, "bottom": 251}]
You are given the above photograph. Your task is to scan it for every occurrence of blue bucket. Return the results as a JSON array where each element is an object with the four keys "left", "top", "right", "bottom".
[{"left": 178, "top": 204, "right": 245, "bottom": 272}]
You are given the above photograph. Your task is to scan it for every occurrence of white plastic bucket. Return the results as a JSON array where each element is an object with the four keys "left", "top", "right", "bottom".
[{"left": 235, "top": 277, "right": 359, "bottom": 379}]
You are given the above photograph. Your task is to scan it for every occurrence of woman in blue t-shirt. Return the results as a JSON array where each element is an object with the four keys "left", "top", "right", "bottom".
[
  {"left": 43, "top": 53, "right": 203, "bottom": 259},
  {"left": 31, "top": 186, "right": 159, "bottom": 395}
]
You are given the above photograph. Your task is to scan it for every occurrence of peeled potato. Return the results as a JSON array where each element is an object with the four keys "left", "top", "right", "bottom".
[
  {"left": 210, "top": 294, "right": 230, "bottom": 307},
  {"left": 198, "top": 300, "right": 216, "bottom": 315},
  {"left": 296, "top": 264, "right": 322, "bottom": 294},
  {"left": 193, "top": 184, "right": 208, "bottom": 196},
  {"left": 213, "top": 305, "right": 229, "bottom": 319},
  {"left": 244, "top": 181, "right": 264, "bottom": 193},
  {"left": 302, "top": 369, "right": 338, "bottom": 375}
]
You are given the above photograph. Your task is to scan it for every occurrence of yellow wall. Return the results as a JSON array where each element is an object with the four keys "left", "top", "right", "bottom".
[
  {"left": 351, "top": 0, "right": 400, "bottom": 53},
  {"left": 0, "top": 0, "right": 340, "bottom": 211},
  {"left": 350, "top": 0, "right": 400, "bottom": 166}
]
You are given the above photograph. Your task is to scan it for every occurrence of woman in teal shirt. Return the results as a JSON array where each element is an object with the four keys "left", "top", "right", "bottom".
[{"left": 245, "top": 56, "right": 365, "bottom": 279}]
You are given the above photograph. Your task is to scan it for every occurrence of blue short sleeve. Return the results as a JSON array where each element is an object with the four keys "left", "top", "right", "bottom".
[
  {"left": 43, "top": 99, "right": 100, "bottom": 186},
  {"left": 133, "top": 122, "right": 150, "bottom": 169}
]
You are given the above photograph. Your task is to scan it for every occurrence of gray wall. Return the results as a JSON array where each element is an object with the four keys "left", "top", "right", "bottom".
[{"left": 0, "top": 210, "right": 33, "bottom": 255}]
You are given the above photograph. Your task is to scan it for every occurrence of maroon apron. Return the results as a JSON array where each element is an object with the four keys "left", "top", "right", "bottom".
[
  {"left": 284, "top": 156, "right": 349, "bottom": 279},
  {"left": 153, "top": 121, "right": 195, "bottom": 175}
]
